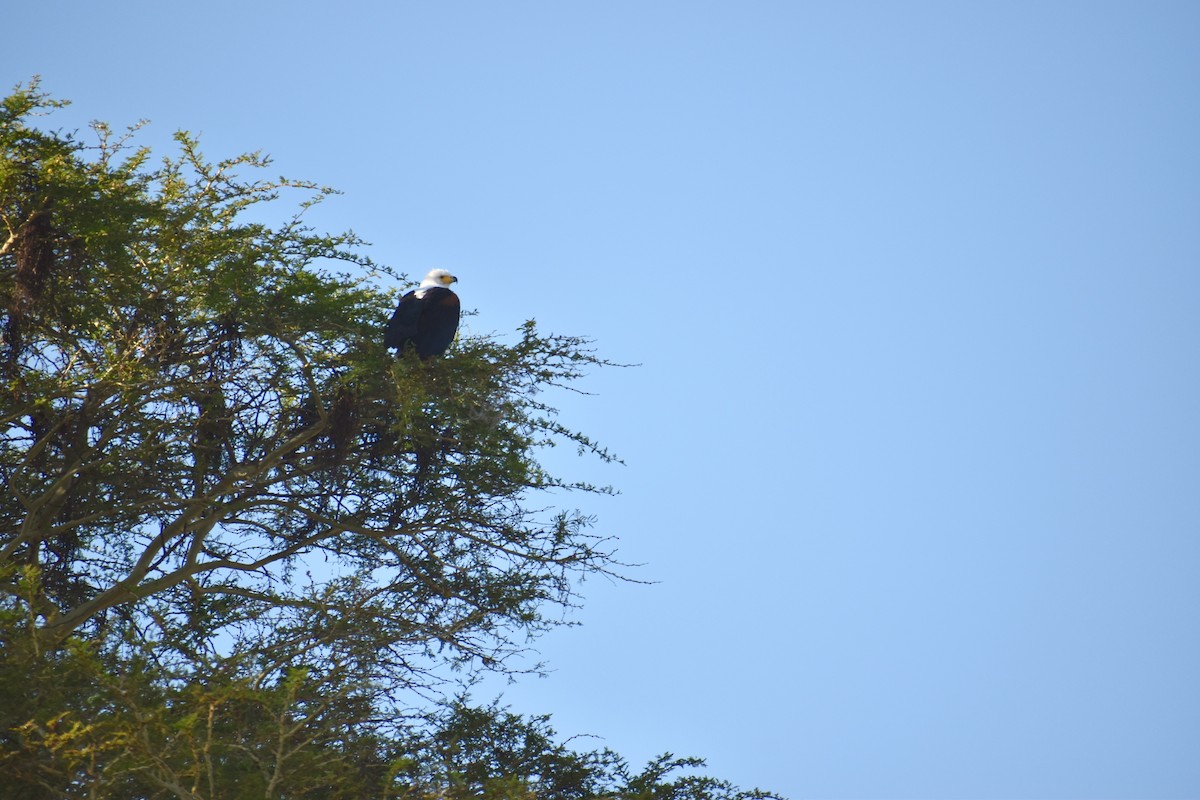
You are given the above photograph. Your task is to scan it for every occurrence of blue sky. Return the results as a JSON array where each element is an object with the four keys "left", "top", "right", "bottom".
[{"left": 6, "top": 2, "right": 1200, "bottom": 797}]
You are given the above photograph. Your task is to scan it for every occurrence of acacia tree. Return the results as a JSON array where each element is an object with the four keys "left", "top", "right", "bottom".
[{"left": 0, "top": 83, "right": 779, "bottom": 799}]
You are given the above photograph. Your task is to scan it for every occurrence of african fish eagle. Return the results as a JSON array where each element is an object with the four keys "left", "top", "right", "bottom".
[{"left": 384, "top": 268, "right": 460, "bottom": 359}]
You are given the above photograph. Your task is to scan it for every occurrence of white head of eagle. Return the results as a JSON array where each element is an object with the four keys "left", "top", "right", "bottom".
[{"left": 384, "top": 269, "right": 460, "bottom": 359}]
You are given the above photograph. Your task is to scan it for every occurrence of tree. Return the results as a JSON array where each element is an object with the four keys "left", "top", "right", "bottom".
[{"left": 0, "top": 81, "right": 781, "bottom": 799}]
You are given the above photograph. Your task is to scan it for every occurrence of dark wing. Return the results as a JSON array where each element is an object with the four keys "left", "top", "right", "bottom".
[
  {"left": 413, "top": 287, "right": 460, "bottom": 358},
  {"left": 384, "top": 290, "right": 421, "bottom": 350}
]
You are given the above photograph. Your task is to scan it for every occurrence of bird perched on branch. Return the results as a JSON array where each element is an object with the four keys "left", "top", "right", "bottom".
[{"left": 384, "top": 269, "right": 460, "bottom": 359}]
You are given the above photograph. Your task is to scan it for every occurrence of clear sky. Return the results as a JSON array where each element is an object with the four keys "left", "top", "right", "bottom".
[{"left": 6, "top": 2, "right": 1199, "bottom": 797}]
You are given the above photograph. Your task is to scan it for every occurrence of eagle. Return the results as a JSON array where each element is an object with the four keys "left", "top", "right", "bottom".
[{"left": 384, "top": 268, "right": 460, "bottom": 359}]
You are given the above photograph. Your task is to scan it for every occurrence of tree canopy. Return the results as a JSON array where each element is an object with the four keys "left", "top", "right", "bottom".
[{"left": 0, "top": 81, "right": 781, "bottom": 799}]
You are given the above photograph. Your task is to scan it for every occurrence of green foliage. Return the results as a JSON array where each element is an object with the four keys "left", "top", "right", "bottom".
[
  {"left": 389, "top": 701, "right": 781, "bottom": 800},
  {"left": 0, "top": 81, "right": 780, "bottom": 799},
  {"left": 1, "top": 78, "right": 615, "bottom": 658}
]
